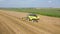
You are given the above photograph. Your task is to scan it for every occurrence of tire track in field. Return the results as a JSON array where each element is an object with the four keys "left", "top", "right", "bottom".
[
  {"left": 0, "top": 14, "right": 25, "bottom": 34},
  {"left": 0, "top": 20, "right": 15, "bottom": 34},
  {"left": 0, "top": 10, "right": 60, "bottom": 34}
]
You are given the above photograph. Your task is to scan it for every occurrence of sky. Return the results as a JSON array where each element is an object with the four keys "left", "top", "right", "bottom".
[{"left": 0, "top": 0, "right": 60, "bottom": 8}]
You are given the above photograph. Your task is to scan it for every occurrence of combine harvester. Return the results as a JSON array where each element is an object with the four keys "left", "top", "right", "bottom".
[{"left": 21, "top": 13, "right": 39, "bottom": 23}]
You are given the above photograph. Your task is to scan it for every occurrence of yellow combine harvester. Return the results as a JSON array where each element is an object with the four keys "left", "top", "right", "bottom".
[{"left": 22, "top": 13, "right": 39, "bottom": 22}]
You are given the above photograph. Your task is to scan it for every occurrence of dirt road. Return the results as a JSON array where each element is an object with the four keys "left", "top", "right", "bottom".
[{"left": 0, "top": 10, "right": 60, "bottom": 34}]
